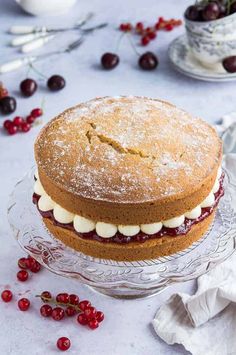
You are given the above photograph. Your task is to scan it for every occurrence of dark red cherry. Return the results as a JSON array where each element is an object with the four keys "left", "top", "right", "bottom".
[
  {"left": 101, "top": 53, "right": 119, "bottom": 70},
  {"left": 138, "top": 52, "right": 158, "bottom": 70},
  {"left": 222, "top": 56, "right": 236, "bottom": 73},
  {"left": 0, "top": 96, "right": 16, "bottom": 115},
  {"left": 20, "top": 78, "right": 37, "bottom": 97},
  {"left": 47, "top": 75, "right": 65, "bottom": 91},
  {"left": 185, "top": 5, "right": 201, "bottom": 21},
  {"left": 202, "top": 2, "right": 220, "bottom": 21}
]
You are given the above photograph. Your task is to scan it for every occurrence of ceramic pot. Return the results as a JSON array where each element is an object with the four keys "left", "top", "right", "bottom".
[
  {"left": 15, "top": 0, "right": 77, "bottom": 16},
  {"left": 185, "top": 12, "right": 236, "bottom": 67}
]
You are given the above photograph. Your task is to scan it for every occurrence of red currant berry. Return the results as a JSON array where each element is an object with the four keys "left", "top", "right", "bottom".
[
  {"left": 88, "top": 319, "right": 99, "bottom": 330},
  {"left": 29, "top": 260, "right": 41, "bottom": 273},
  {"left": 8, "top": 124, "right": 18, "bottom": 135},
  {"left": 126, "top": 23, "right": 132, "bottom": 31},
  {"left": 41, "top": 291, "right": 52, "bottom": 302},
  {"left": 84, "top": 306, "right": 97, "bottom": 320},
  {"left": 17, "top": 270, "right": 28, "bottom": 282},
  {"left": 65, "top": 306, "right": 77, "bottom": 317},
  {"left": 77, "top": 313, "right": 88, "bottom": 325},
  {"left": 1, "top": 290, "right": 13, "bottom": 302},
  {"left": 135, "top": 22, "right": 144, "bottom": 33},
  {"left": 18, "top": 298, "right": 30, "bottom": 311},
  {"left": 148, "top": 31, "right": 156, "bottom": 40},
  {"left": 40, "top": 304, "right": 53, "bottom": 317},
  {"left": 165, "top": 24, "right": 174, "bottom": 31},
  {"left": 69, "top": 294, "right": 79, "bottom": 305},
  {"left": 31, "top": 108, "right": 43, "bottom": 118},
  {"left": 27, "top": 256, "right": 36, "bottom": 267},
  {"left": 56, "top": 293, "right": 69, "bottom": 304},
  {"left": 79, "top": 300, "right": 91, "bottom": 311},
  {"left": 3, "top": 120, "right": 12, "bottom": 130},
  {"left": 119, "top": 23, "right": 126, "bottom": 31},
  {"left": 13, "top": 116, "right": 24, "bottom": 126},
  {"left": 26, "top": 115, "right": 35, "bottom": 124},
  {"left": 96, "top": 311, "right": 105, "bottom": 323},
  {"left": 52, "top": 307, "right": 65, "bottom": 321},
  {"left": 176, "top": 19, "right": 182, "bottom": 26},
  {"left": 21, "top": 122, "right": 31, "bottom": 132},
  {"left": 57, "top": 337, "right": 71, "bottom": 351},
  {"left": 145, "top": 26, "right": 152, "bottom": 33},
  {"left": 119, "top": 23, "right": 132, "bottom": 32},
  {"left": 141, "top": 36, "right": 150, "bottom": 46},
  {"left": 18, "top": 257, "right": 29, "bottom": 269}
]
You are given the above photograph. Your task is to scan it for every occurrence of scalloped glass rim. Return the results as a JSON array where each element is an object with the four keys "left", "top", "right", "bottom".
[{"left": 7, "top": 167, "right": 236, "bottom": 298}]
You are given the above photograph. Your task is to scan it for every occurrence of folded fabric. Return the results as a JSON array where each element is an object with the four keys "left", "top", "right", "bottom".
[
  {"left": 152, "top": 117, "right": 236, "bottom": 355},
  {"left": 152, "top": 268, "right": 236, "bottom": 355},
  {"left": 215, "top": 111, "right": 236, "bottom": 134}
]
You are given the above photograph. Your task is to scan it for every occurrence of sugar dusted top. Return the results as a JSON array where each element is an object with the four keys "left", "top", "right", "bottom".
[{"left": 35, "top": 96, "right": 222, "bottom": 203}]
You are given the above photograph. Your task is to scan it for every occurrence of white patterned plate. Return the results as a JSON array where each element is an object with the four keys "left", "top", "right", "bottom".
[{"left": 168, "top": 35, "right": 236, "bottom": 82}]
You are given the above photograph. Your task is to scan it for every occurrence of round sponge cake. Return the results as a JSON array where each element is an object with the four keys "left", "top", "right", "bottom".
[
  {"left": 35, "top": 96, "right": 222, "bottom": 224},
  {"left": 34, "top": 96, "right": 222, "bottom": 261}
]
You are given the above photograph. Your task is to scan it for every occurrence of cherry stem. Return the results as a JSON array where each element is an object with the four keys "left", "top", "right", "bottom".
[
  {"left": 126, "top": 33, "right": 141, "bottom": 57},
  {"left": 114, "top": 32, "right": 126, "bottom": 53},
  {"left": 41, "top": 96, "right": 46, "bottom": 113},
  {"left": 28, "top": 63, "right": 48, "bottom": 80},
  {"left": 35, "top": 295, "right": 82, "bottom": 313}
]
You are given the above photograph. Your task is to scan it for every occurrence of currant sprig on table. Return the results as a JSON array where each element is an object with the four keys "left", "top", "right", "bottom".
[
  {"left": 119, "top": 17, "right": 182, "bottom": 46},
  {"left": 1, "top": 255, "right": 105, "bottom": 352},
  {"left": 37, "top": 291, "right": 104, "bottom": 329},
  {"left": 3, "top": 107, "right": 43, "bottom": 135},
  {"left": 100, "top": 16, "right": 182, "bottom": 71}
]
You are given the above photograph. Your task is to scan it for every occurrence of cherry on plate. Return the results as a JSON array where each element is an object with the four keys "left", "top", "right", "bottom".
[{"left": 222, "top": 56, "right": 236, "bottom": 73}]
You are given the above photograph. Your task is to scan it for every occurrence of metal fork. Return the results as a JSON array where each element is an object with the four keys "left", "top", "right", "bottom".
[{"left": 0, "top": 37, "right": 84, "bottom": 73}]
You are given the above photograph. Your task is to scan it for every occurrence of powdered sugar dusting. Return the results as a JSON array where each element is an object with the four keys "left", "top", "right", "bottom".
[{"left": 35, "top": 96, "right": 221, "bottom": 203}]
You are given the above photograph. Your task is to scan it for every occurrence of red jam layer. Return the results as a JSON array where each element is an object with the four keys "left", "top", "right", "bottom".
[{"left": 33, "top": 174, "right": 224, "bottom": 244}]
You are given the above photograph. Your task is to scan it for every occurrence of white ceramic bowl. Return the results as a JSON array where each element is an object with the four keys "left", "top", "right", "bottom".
[
  {"left": 15, "top": 0, "right": 77, "bottom": 16},
  {"left": 185, "top": 12, "right": 236, "bottom": 66}
]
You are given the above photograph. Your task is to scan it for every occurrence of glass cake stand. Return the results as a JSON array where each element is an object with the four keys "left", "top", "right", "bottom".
[{"left": 7, "top": 168, "right": 236, "bottom": 299}]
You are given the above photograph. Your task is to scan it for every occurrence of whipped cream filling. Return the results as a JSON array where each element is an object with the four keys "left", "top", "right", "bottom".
[{"left": 34, "top": 167, "right": 222, "bottom": 238}]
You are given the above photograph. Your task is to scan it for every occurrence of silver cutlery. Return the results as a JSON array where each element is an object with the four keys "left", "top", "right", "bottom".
[
  {"left": 21, "top": 35, "right": 55, "bottom": 53},
  {"left": 9, "top": 12, "right": 94, "bottom": 35},
  {"left": 0, "top": 37, "right": 83, "bottom": 73}
]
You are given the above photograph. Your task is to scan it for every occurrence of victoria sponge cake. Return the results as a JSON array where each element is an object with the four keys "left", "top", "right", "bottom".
[{"left": 33, "top": 96, "right": 223, "bottom": 261}]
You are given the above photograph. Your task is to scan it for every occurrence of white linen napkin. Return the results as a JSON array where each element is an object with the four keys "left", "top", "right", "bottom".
[
  {"left": 152, "top": 114, "right": 236, "bottom": 355},
  {"left": 153, "top": 255, "right": 236, "bottom": 355}
]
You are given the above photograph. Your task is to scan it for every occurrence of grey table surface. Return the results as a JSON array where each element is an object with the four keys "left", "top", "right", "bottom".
[{"left": 0, "top": 0, "right": 235, "bottom": 354}]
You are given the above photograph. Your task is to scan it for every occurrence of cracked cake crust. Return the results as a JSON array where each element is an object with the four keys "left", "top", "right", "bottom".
[{"left": 35, "top": 96, "right": 222, "bottom": 225}]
